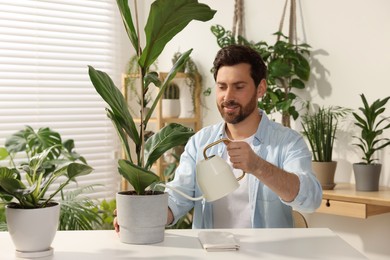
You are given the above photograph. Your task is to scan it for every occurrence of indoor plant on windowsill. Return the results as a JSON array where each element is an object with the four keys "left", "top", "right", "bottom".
[
  {"left": 352, "top": 94, "right": 390, "bottom": 191},
  {"left": 88, "top": 0, "right": 215, "bottom": 244},
  {"left": 0, "top": 126, "right": 93, "bottom": 257},
  {"left": 301, "top": 105, "right": 350, "bottom": 190}
]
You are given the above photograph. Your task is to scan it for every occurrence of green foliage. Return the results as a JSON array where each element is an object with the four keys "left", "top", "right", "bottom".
[
  {"left": 301, "top": 106, "right": 351, "bottom": 162},
  {"left": 88, "top": 0, "right": 216, "bottom": 195},
  {"left": 352, "top": 94, "right": 390, "bottom": 165},
  {"left": 0, "top": 203, "right": 6, "bottom": 231},
  {"left": 0, "top": 126, "right": 93, "bottom": 209},
  {"left": 58, "top": 185, "right": 103, "bottom": 230},
  {"left": 211, "top": 24, "right": 311, "bottom": 127},
  {"left": 93, "top": 199, "right": 117, "bottom": 230},
  {"left": 163, "top": 82, "right": 180, "bottom": 99}
]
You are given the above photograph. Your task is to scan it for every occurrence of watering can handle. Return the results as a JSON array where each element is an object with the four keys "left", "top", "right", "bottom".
[{"left": 203, "top": 138, "right": 246, "bottom": 181}]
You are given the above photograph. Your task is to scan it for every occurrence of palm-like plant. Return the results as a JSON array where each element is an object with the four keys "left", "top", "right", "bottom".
[
  {"left": 88, "top": 0, "right": 216, "bottom": 195},
  {"left": 301, "top": 106, "right": 350, "bottom": 162},
  {"left": 352, "top": 94, "right": 390, "bottom": 164}
]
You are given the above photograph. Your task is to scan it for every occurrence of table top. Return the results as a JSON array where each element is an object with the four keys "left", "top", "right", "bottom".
[
  {"left": 322, "top": 183, "right": 390, "bottom": 207},
  {"left": 1, "top": 228, "right": 367, "bottom": 260}
]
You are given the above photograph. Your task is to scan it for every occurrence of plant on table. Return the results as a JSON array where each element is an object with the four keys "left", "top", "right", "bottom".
[
  {"left": 88, "top": 0, "right": 216, "bottom": 195},
  {"left": 352, "top": 94, "right": 390, "bottom": 165},
  {"left": 0, "top": 126, "right": 93, "bottom": 209},
  {"left": 301, "top": 105, "right": 351, "bottom": 162}
]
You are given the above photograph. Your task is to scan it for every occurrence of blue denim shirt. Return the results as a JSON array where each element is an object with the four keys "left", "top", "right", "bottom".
[{"left": 166, "top": 110, "right": 322, "bottom": 229}]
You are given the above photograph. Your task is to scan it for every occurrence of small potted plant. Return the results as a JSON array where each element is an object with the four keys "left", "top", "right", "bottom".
[
  {"left": 162, "top": 82, "right": 180, "bottom": 118},
  {"left": 352, "top": 94, "right": 390, "bottom": 191},
  {"left": 301, "top": 105, "right": 350, "bottom": 190},
  {"left": 0, "top": 126, "right": 93, "bottom": 257},
  {"left": 88, "top": 0, "right": 215, "bottom": 244}
]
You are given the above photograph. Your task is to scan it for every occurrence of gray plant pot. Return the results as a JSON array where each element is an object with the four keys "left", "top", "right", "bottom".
[
  {"left": 353, "top": 163, "right": 381, "bottom": 191},
  {"left": 116, "top": 191, "right": 168, "bottom": 244}
]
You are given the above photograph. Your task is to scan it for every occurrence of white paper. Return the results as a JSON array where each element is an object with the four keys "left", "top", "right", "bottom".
[{"left": 198, "top": 231, "right": 240, "bottom": 252}]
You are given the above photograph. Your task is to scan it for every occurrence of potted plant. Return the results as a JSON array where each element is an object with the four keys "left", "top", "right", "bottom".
[
  {"left": 0, "top": 126, "right": 93, "bottom": 257},
  {"left": 352, "top": 94, "right": 390, "bottom": 191},
  {"left": 171, "top": 51, "right": 209, "bottom": 117},
  {"left": 301, "top": 105, "right": 350, "bottom": 190},
  {"left": 88, "top": 0, "right": 215, "bottom": 244},
  {"left": 162, "top": 82, "right": 180, "bottom": 118}
]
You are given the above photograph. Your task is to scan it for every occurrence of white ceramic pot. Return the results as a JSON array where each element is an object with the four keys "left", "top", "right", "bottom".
[
  {"left": 116, "top": 192, "right": 168, "bottom": 244},
  {"left": 6, "top": 202, "right": 60, "bottom": 256},
  {"left": 162, "top": 99, "right": 180, "bottom": 118}
]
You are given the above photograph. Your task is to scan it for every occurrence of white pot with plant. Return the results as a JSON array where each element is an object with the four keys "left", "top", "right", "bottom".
[
  {"left": 0, "top": 126, "right": 93, "bottom": 257},
  {"left": 301, "top": 105, "right": 350, "bottom": 190},
  {"left": 162, "top": 82, "right": 181, "bottom": 118},
  {"left": 88, "top": 0, "right": 215, "bottom": 244},
  {"left": 352, "top": 94, "right": 390, "bottom": 191}
]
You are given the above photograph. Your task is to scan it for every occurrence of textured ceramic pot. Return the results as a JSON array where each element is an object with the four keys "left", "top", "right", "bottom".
[
  {"left": 116, "top": 191, "right": 168, "bottom": 244},
  {"left": 353, "top": 163, "right": 381, "bottom": 191},
  {"left": 6, "top": 203, "right": 60, "bottom": 254}
]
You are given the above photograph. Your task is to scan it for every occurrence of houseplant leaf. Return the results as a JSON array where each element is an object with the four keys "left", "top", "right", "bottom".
[
  {"left": 118, "top": 159, "right": 160, "bottom": 195},
  {"left": 139, "top": 0, "right": 216, "bottom": 69},
  {"left": 88, "top": 66, "right": 141, "bottom": 147},
  {"left": 144, "top": 123, "right": 194, "bottom": 169}
]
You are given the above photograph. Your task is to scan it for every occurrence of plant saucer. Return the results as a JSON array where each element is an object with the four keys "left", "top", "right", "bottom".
[{"left": 15, "top": 247, "right": 53, "bottom": 258}]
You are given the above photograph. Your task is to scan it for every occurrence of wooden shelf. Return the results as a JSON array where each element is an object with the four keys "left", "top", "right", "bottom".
[{"left": 317, "top": 183, "right": 390, "bottom": 218}]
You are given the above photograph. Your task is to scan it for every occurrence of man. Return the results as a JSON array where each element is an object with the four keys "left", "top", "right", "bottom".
[
  {"left": 114, "top": 45, "right": 321, "bottom": 231},
  {"left": 165, "top": 45, "right": 321, "bottom": 229}
]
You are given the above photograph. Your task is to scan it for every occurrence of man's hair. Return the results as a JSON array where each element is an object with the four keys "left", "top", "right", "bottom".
[{"left": 212, "top": 45, "right": 267, "bottom": 87}]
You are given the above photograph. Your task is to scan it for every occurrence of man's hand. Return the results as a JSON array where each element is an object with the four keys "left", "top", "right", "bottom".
[
  {"left": 113, "top": 209, "right": 119, "bottom": 234},
  {"left": 226, "top": 141, "right": 260, "bottom": 173}
]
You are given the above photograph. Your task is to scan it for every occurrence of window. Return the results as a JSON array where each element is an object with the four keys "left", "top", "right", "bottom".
[{"left": 0, "top": 0, "right": 122, "bottom": 200}]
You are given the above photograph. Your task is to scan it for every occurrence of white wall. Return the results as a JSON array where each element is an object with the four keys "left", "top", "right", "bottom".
[{"left": 120, "top": 1, "right": 390, "bottom": 259}]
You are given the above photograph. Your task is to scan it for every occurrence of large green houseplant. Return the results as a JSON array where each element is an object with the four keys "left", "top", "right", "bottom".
[
  {"left": 352, "top": 94, "right": 390, "bottom": 191},
  {"left": 0, "top": 126, "right": 93, "bottom": 255},
  {"left": 88, "top": 0, "right": 215, "bottom": 244},
  {"left": 211, "top": 25, "right": 311, "bottom": 128},
  {"left": 301, "top": 105, "right": 350, "bottom": 190}
]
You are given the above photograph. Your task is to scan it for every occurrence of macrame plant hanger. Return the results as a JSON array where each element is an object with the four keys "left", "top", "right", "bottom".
[
  {"left": 277, "top": 0, "right": 297, "bottom": 46},
  {"left": 232, "top": 0, "right": 245, "bottom": 43},
  {"left": 277, "top": 0, "right": 298, "bottom": 128}
]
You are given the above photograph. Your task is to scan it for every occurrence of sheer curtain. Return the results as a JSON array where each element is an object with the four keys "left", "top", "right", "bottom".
[{"left": 0, "top": 0, "right": 122, "bottom": 200}]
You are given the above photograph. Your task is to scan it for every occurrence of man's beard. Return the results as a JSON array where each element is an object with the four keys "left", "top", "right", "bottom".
[{"left": 218, "top": 94, "right": 258, "bottom": 124}]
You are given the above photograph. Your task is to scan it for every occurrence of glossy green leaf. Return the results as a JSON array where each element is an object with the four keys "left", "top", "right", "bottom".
[
  {"left": 118, "top": 159, "right": 160, "bottom": 195},
  {"left": 144, "top": 123, "right": 194, "bottom": 169},
  {"left": 139, "top": 0, "right": 216, "bottom": 69},
  {"left": 116, "top": 0, "right": 139, "bottom": 55},
  {"left": 88, "top": 66, "right": 141, "bottom": 146}
]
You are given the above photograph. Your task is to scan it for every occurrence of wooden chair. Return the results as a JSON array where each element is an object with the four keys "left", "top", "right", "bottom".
[{"left": 292, "top": 210, "right": 308, "bottom": 228}]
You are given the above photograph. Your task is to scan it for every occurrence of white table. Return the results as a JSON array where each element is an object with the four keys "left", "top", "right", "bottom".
[{"left": 1, "top": 228, "right": 367, "bottom": 259}]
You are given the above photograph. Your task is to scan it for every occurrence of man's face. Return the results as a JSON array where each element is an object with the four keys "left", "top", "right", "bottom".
[{"left": 215, "top": 63, "right": 264, "bottom": 124}]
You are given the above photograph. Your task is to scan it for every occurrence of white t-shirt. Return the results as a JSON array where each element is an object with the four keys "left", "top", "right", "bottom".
[{"left": 212, "top": 135, "right": 254, "bottom": 228}]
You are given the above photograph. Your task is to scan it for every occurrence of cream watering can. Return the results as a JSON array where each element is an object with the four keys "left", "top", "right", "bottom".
[{"left": 160, "top": 138, "right": 245, "bottom": 202}]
